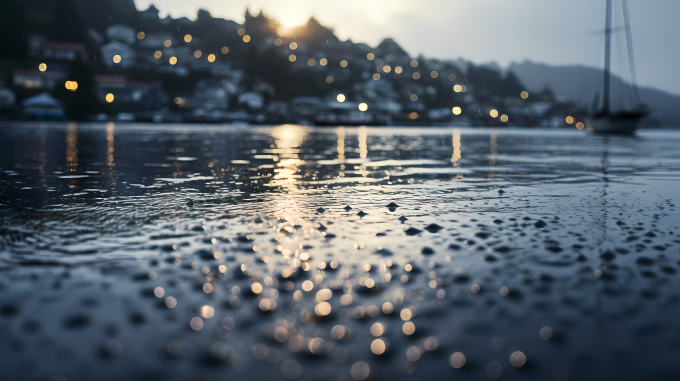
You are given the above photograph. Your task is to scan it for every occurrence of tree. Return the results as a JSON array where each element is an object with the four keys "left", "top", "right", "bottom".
[
  {"left": 52, "top": 0, "right": 87, "bottom": 43},
  {"left": 0, "top": 0, "right": 28, "bottom": 60}
]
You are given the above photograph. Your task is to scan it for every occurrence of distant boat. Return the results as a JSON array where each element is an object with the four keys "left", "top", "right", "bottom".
[{"left": 587, "top": 0, "right": 648, "bottom": 134}]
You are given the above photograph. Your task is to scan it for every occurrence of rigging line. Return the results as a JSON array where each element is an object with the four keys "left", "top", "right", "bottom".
[
  {"left": 602, "top": 0, "right": 612, "bottom": 114},
  {"left": 621, "top": 0, "right": 641, "bottom": 106}
]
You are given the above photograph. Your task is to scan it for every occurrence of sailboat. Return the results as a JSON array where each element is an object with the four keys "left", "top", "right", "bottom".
[{"left": 587, "top": 0, "right": 648, "bottom": 134}]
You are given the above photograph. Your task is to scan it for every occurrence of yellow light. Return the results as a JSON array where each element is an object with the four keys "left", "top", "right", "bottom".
[
  {"left": 452, "top": 106, "right": 462, "bottom": 115},
  {"left": 308, "top": 58, "right": 315, "bottom": 66},
  {"left": 64, "top": 81, "right": 78, "bottom": 91},
  {"left": 490, "top": 109, "right": 499, "bottom": 118},
  {"left": 326, "top": 76, "right": 333, "bottom": 84},
  {"left": 289, "top": 42, "right": 297, "bottom": 50},
  {"left": 289, "top": 54, "right": 296, "bottom": 62},
  {"left": 184, "top": 35, "right": 192, "bottom": 43},
  {"left": 358, "top": 103, "right": 368, "bottom": 112},
  {"left": 39, "top": 63, "right": 47, "bottom": 72},
  {"left": 320, "top": 58, "right": 327, "bottom": 66},
  {"left": 454, "top": 85, "right": 462, "bottom": 92},
  {"left": 169, "top": 56, "right": 177, "bottom": 65},
  {"left": 500, "top": 114, "right": 509, "bottom": 122},
  {"left": 371, "top": 339, "right": 386, "bottom": 355},
  {"left": 410, "top": 94, "right": 418, "bottom": 102},
  {"left": 106, "top": 93, "right": 114, "bottom": 103},
  {"left": 461, "top": 85, "right": 467, "bottom": 92},
  {"left": 410, "top": 112, "right": 418, "bottom": 120},
  {"left": 340, "top": 60, "right": 348, "bottom": 67},
  {"left": 137, "top": 31, "right": 145, "bottom": 40},
  {"left": 221, "top": 47, "right": 229, "bottom": 54},
  {"left": 410, "top": 60, "right": 418, "bottom": 67},
  {"left": 238, "top": 29, "right": 245, "bottom": 36},
  {"left": 383, "top": 65, "right": 391, "bottom": 73},
  {"left": 395, "top": 66, "right": 403, "bottom": 74},
  {"left": 367, "top": 53, "right": 375, "bottom": 60},
  {"left": 208, "top": 54, "right": 216, "bottom": 62},
  {"left": 274, "top": 38, "right": 282, "bottom": 46},
  {"left": 337, "top": 94, "right": 345, "bottom": 102},
  {"left": 113, "top": 55, "right": 121, "bottom": 63},
  {"left": 154, "top": 51, "right": 162, "bottom": 59},
  {"left": 521, "top": 91, "right": 529, "bottom": 99},
  {"left": 431, "top": 71, "right": 438, "bottom": 78},
  {"left": 164, "top": 40, "right": 172, "bottom": 47},
  {"left": 372, "top": 73, "right": 380, "bottom": 80},
  {"left": 65, "top": 81, "right": 71, "bottom": 90},
  {"left": 243, "top": 35, "right": 251, "bottom": 43},
  {"left": 412, "top": 72, "right": 420, "bottom": 80},
  {"left": 566, "top": 116, "right": 574, "bottom": 124},
  {"left": 194, "top": 50, "right": 202, "bottom": 58},
  {"left": 576, "top": 122, "right": 585, "bottom": 130}
]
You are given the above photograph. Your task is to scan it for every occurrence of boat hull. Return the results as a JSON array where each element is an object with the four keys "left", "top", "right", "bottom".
[{"left": 586, "top": 111, "right": 646, "bottom": 135}]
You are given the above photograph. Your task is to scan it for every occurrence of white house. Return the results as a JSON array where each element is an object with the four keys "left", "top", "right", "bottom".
[
  {"left": 106, "top": 24, "right": 136, "bottom": 45},
  {"left": 101, "top": 41, "right": 134, "bottom": 68}
]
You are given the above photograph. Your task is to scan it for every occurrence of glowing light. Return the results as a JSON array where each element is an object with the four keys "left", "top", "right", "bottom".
[
  {"left": 113, "top": 55, "right": 121, "bottom": 63},
  {"left": 165, "top": 296, "right": 177, "bottom": 308},
  {"left": 372, "top": 73, "right": 380, "bottom": 80},
  {"left": 184, "top": 34, "right": 192, "bottom": 43},
  {"left": 452, "top": 107, "right": 462, "bottom": 115},
  {"left": 576, "top": 122, "right": 585, "bottom": 130},
  {"left": 410, "top": 94, "right": 418, "bottom": 102},
  {"left": 340, "top": 294, "right": 353, "bottom": 305},
  {"left": 490, "top": 109, "right": 499, "bottom": 118},
  {"left": 471, "top": 284, "right": 480, "bottom": 293},
  {"left": 540, "top": 326, "right": 553, "bottom": 340},
  {"left": 340, "top": 60, "right": 348, "bottom": 67},
  {"left": 510, "top": 352, "right": 526, "bottom": 367},
  {"left": 65, "top": 81, "right": 78, "bottom": 91},
  {"left": 194, "top": 50, "right": 202, "bottom": 58},
  {"left": 320, "top": 58, "right": 328, "bottom": 66},
  {"left": 137, "top": 31, "right": 145, "bottom": 40},
  {"left": 39, "top": 63, "right": 47, "bottom": 72},
  {"left": 450, "top": 352, "right": 466, "bottom": 368},
  {"left": 521, "top": 91, "right": 529, "bottom": 99},
  {"left": 402, "top": 321, "right": 415, "bottom": 335},
  {"left": 367, "top": 53, "right": 375, "bottom": 60},
  {"left": 351, "top": 362, "right": 370, "bottom": 380},
  {"left": 454, "top": 85, "right": 462, "bottom": 92},
  {"left": 274, "top": 38, "right": 282, "bottom": 46},
  {"left": 169, "top": 56, "right": 177, "bottom": 65},
  {"left": 164, "top": 40, "right": 172, "bottom": 47},
  {"left": 337, "top": 94, "right": 346, "bottom": 102},
  {"left": 221, "top": 47, "right": 229, "bottom": 54},
  {"left": 383, "top": 65, "right": 391, "bottom": 73},
  {"left": 566, "top": 116, "right": 574, "bottom": 124},
  {"left": 412, "top": 72, "right": 420, "bottom": 80},
  {"left": 358, "top": 103, "right": 368, "bottom": 112},
  {"left": 208, "top": 54, "right": 215, "bottom": 62},
  {"left": 289, "top": 42, "right": 297, "bottom": 50},
  {"left": 251, "top": 283, "right": 262, "bottom": 294},
  {"left": 431, "top": 71, "right": 438, "bottom": 78},
  {"left": 371, "top": 339, "right": 386, "bottom": 355},
  {"left": 448, "top": 74, "right": 456, "bottom": 81},
  {"left": 289, "top": 54, "right": 296, "bottom": 62},
  {"left": 201, "top": 305, "right": 215, "bottom": 318},
  {"left": 154, "top": 51, "right": 162, "bottom": 59},
  {"left": 499, "top": 287, "right": 509, "bottom": 296},
  {"left": 302, "top": 280, "right": 313, "bottom": 291},
  {"left": 410, "top": 60, "right": 418, "bottom": 67},
  {"left": 409, "top": 112, "right": 418, "bottom": 120},
  {"left": 370, "top": 323, "right": 385, "bottom": 336},
  {"left": 308, "top": 58, "right": 315, "bottom": 66},
  {"left": 238, "top": 29, "right": 245, "bottom": 36},
  {"left": 424, "top": 336, "right": 438, "bottom": 351},
  {"left": 501, "top": 114, "right": 509, "bottom": 122},
  {"left": 400, "top": 308, "right": 412, "bottom": 321},
  {"left": 154, "top": 287, "right": 164, "bottom": 297},
  {"left": 315, "top": 302, "right": 331, "bottom": 316},
  {"left": 243, "top": 35, "right": 251, "bottom": 43},
  {"left": 326, "top": 76, "right": 333, "bottom": 84},
  {"left": 406, "top": 346, "right": 421, "bottom": 361},
  {"left": 190, "top": 317, "right": 204, "bottom": 330},
  {"left": 382, "top": 302, "right": 393, "bottom": 314},
  {"left": 106, "top": 93, "right": 114, "bottom": 103}
]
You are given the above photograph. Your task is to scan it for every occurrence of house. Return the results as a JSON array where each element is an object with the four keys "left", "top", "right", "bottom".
[
  {"left": 101, "top": 41, "right": 134, "bottom": 68},
  {"left": 94, "top": 75, "right": 168, "bottom": 112},
  {"left": 12, "top": 70, "right": 64, "bottom": 90},
  {"left": 138, "top": 33, "right": 174, "bottom": 49},
  {"left": 0, "top": 88, "right": 16, "bottom": 110},
  {"left": 141, "top": 4, "right": 160, "bottom": 20},
  {"left": 43, "top": 41, "right": 88, "bottom": 62},
  {"left": 106, "top": 24, "right": 136, "bottom": 45},
  {"left": 20, "top": 93, "right": 64, "bottom": 120}
]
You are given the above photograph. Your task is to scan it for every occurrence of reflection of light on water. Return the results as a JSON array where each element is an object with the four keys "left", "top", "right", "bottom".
[
  {"left": 106, "top": 122, "right": 117, "bottom": 186},
  {"left": 66, "top": 123, "right": 78, "bottom": 173},
  {"left": 358, "top": 127, "right": 368, "bottom": 159},
  {"left": 337, "top": 127, "right": 345, "bottom": 160},
  {"left": 490, "top": 133, "right": 497, "bottom": 166},
  {"left": 451, "top": 130, "right": 461, "bottom": 165},
  {"left": 270, "top": 125, "right": 307, "bottom": 221}
]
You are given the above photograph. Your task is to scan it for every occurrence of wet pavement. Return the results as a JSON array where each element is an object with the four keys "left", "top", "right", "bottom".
[{"left": 1, "top": 122, "right": 679, "bottom": 381}]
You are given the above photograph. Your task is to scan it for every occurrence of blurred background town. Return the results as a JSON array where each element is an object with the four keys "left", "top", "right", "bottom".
[{"left": 0, "top": 0, "right": 677, "bottom": 128}]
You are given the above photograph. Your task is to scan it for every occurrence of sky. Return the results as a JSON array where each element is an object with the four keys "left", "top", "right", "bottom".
[{"left": 135, "top": 0, "right": 680, "bottom": 95}]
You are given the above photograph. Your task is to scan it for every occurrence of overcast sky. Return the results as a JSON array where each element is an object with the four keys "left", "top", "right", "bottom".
[{"left": 135, "top": 0, "right": 680, "bottom": 95}]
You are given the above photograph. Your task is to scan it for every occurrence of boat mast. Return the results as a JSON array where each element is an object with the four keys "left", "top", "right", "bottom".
[
  {"left": 621, "top": 0, "right": 641, "bottom": 106},
  {"left": 602, "top": 0, "right": 612, "bottom": 114}
]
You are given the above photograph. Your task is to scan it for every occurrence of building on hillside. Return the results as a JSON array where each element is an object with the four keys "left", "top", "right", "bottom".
[
  {"left": 0, "top": 88, "right": 16, "bottom": 110},
  {"left": 138, "top": 33, "right": 174, "bottom": 49},
  {"left": 141, "top": 5, "right": 160, "bottom": 20},
  {"left": 12, "top": 70, "right": 65, "bottom": 91},
  {"left": 106, "top": 25, "right": 136, "bottom": 45},
  {"left": 94, "top": 75, "right": 168, "bottom": 112},
  {"left": 43, "top": 41, "right": 88, "bottom": 62},
  {"left": 20, "top": 93, "right": 64, "bottom": 120},
  {"left": 101, "top": 42, "right": 134, "bottom": 68}
]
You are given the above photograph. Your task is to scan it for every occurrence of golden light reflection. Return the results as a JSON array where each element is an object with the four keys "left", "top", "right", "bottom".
[
  {"left": 106, "top": 123, "right": 115, "bottom": 181},
  {"left": 66, "top": 123, "right": 78, "bottom": 173},
  {"left": 490, "top": 133, "right": 497, "bottom": 166},
  {"left": 371, "top": 339, "right": 386, "bottom": 355},
  {"left": 270, "top": 125, "right": 308, "bottom": 220},
  {"left": 337, "top": 127, "right": 345, "bottom": 160},
  {"left": 358, "top": 126, "right": 368, "bottom": 159},
  {"left": 452, "top": 130, "right": 461, "bottom": 163},
  {"left": 38, "top": 133, "right": 46, "bottom": 175}
]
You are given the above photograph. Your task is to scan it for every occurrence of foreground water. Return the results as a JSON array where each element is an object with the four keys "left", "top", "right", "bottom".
[{"left": 0, "top": 122, "right": 679, "bottom": 381}]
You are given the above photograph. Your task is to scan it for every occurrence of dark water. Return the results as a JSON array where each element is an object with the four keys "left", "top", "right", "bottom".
[{"left": 1, "top": 122, "right": 679, "bottom": 381}]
